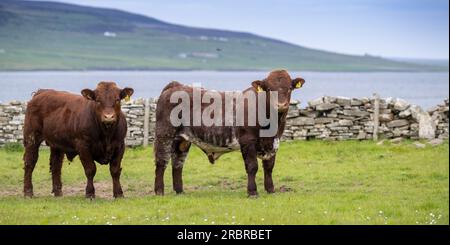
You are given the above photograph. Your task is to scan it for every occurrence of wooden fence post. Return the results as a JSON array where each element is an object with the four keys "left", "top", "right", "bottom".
[
  {"left": 143, "top": 98, "right": 150, "bottom": 147},
  {"left": 373, "top": 93, "right": 380, "bottom": 141}
]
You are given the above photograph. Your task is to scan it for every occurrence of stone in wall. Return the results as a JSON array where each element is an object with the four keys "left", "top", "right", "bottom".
[
  {"left": 122, "top": 99, "right": 146, "bottom": 147},
  {"left": 287, "top": 100, "right": 300, "bottom": 118},
  {"left": 428, "top": 99, "right": 449, "bottom": 139},
  {"left": 0, "top": 100, "right": 26, "bottom": 145}
]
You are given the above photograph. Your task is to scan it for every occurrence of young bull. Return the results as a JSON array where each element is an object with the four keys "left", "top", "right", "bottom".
[
  {"left": 23, "top": 82, "right": 134, "bottom": 198},
  {"left": 154, "top": 70, "right": 305, "bottom": 197}
]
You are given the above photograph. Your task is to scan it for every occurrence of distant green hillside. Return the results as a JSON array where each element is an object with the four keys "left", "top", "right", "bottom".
[{"left": 0, "top": 0, "right": 447, "bottom": 71}]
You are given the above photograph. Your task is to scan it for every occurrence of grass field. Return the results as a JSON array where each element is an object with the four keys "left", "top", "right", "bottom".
[{"left": 0, "top": 140, "right": 448, "bottom": 225}]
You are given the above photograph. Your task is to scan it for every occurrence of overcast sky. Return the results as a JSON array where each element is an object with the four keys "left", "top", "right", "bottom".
[{"left": 36, "top": 0, "right": 449, "bottom": 59}]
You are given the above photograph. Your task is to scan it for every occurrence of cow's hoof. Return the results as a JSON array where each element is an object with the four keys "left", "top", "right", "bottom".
[
  {"left": 85, "top": 193, "right": 95, "bottom": 199},
  {"left": 114, "top": 193, "right": 124, "bottom": 199},
  {"left": 24, "top": 192, "right": 33, "bottom": 198},
  {"left": 53, "top": 192, "right": 63, "bottom": 197},
  {"left": 266, "top": 189, "right": 275, "bottom": 194},
  {"left": 175, "top": 191, "right": 184, "bottom": 195},
  {"left": 155, "top": 190, "right": 164, "bottom": 196},
  {"left": 53, "top": 189, "right": 63, "bottom": 197},
  {"left": 248, "top": 192, "right": 259, "bottom": 198}
]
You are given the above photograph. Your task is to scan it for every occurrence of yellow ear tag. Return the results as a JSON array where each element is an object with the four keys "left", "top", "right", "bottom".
[
  {"left": 124, "top": 95, "right": 130, "bottom": 102},
  {"left": 295, "top": 82, "right": 302, "bottom": 88},
  {"left": 256, "top": 86, "right": 264, "bottom": 92}
]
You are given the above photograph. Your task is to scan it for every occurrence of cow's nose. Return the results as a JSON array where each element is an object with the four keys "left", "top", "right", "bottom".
[
  {"left": 103, "top": 113, "right": 115, "bottom": 122},
  {"left": 277, "top": 102, "right": 289, "bottom": 112}
]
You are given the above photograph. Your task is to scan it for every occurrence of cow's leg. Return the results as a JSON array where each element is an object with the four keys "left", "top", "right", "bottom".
[
  {"left": 49, "top": 148, "right": 64, "bottom": 197},
  {"left": 23, "top": 132, "right": 42, "bottom": 198},
  {"left": 109, "top": 144, "right": 125, "bottom": 198},
  {"left": 240, "top": 143, "right": 259, "bottom": 197},
  {"left": 77, "top": 147, "right": 97, "bottom": 199},
  {"left": 171, "top": 138, "right": 191, "bottom": 194},
  {"left": 154, "top": 137, "right": 172, "bottom": 195},
  {"left": 262, "top": 155, "right": 276, "bottom": 194},
  {"left": 23, "top": 144, "right": 40, "bottom": 197}
]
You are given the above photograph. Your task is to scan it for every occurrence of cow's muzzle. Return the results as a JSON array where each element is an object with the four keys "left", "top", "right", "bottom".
[
  {"left": 102, "top": 113, "right": 116, "bottom": 126},
  {"left": 277, "top": 102, "right": 290, "bottom": 113}
]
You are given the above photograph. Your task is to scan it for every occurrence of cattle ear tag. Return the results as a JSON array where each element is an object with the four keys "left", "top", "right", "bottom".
[
  {"left": 256, "top": 86, "right": 264, "bottom": 93},
  {"left": 295, "top": 81, "right": 302, "bottom": 88},
  {"left": 124, "top": 95, "right": 131, "bottom": 102}
]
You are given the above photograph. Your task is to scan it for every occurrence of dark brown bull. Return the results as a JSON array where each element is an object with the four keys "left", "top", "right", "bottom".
[
  {"left": 23, "top": 82, "right": 134, "bottom": 198},
  {"left": 154, "top": 70, "right": 305, "bottom": 197}
]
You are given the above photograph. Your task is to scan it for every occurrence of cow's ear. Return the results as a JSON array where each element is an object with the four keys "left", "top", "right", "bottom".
[
  {"left": 251, "top": 80, "right": 265, "bottom": 92},
  {"left": 81, "top": 89, "right": 96, "bottom": 100},
  {"left": 120, "top": 87, "right": 134, "bottom": 101},
  {"left": 292, "top": 78, "right": 305, "bottom": 89}
]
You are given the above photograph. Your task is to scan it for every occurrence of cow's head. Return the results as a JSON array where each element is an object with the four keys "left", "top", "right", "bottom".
[
  {"left": 252, "top": 70, "right": 305, "bottom": 113},
  {"left": 81, "top": 82, "right": 134, "bottom": 127}
]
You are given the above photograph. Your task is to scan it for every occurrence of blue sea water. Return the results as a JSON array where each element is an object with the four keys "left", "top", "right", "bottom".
[{"left": 0, "top": 71, "right": 448, "bottom": 109}]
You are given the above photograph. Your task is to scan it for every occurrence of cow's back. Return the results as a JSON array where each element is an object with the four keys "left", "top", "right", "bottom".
[
  {"left": 24, "top": 89, "right": 91, "bottom": 151},
  {"left": 27, "top": 89, "right": 86, "bottom": 116}
]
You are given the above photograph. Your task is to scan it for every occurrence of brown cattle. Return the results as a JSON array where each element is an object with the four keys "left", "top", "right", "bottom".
[
  {"left": 154, "top": 70, "right": 305, "bottom": 197},
  {"left": 23, "top": 82, "right": 134, "bottom": 198}
]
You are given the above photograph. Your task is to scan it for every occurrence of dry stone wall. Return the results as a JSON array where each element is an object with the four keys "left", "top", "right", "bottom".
[
  {"left": 0, "top": 97, "right": 448, "bottom": 147},
  {"left": 283, "top": 96, "right": 446, "bottom": 141},
  {"left": 121, "top": 98, "right": 157, "bottom": 146},
  {"left": 121, "top": 99, "right": 146, "bottom": 147},
  {"left": 429, "top": 99, "right": 449, "bottom": 139},
  {"left": 0, "top": 100, "right": 26, "bottom": 145}
]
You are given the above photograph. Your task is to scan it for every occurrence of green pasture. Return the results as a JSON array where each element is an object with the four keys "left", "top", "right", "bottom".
[{"left": 0, "top": 140, "right": 448, "bottom": 225}]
